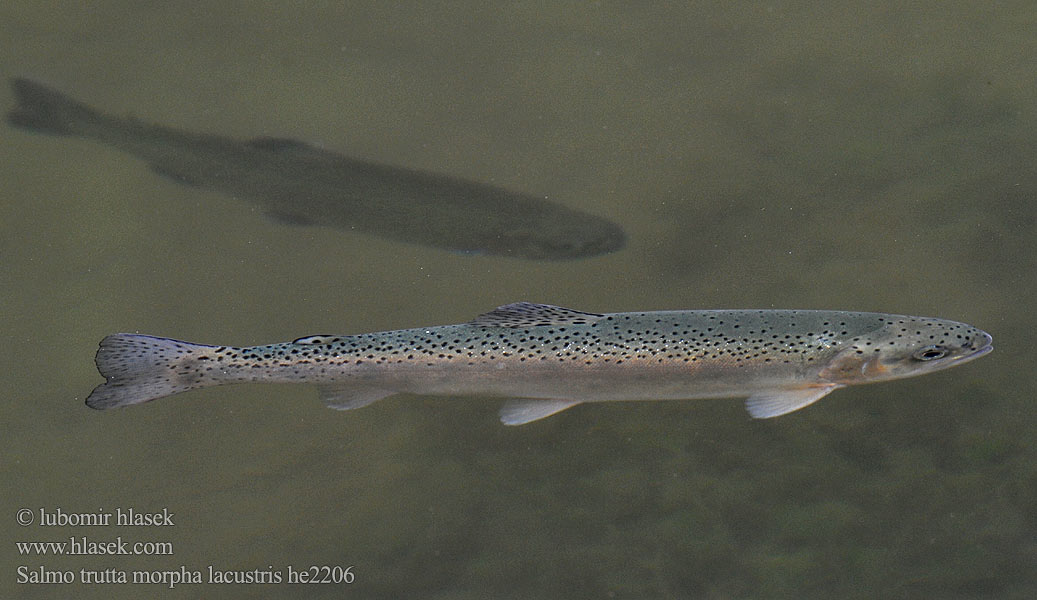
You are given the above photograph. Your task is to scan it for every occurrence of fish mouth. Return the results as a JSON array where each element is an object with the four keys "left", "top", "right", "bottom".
[{"left": 958, "top": 332, "right": 993, "bottom": 364}]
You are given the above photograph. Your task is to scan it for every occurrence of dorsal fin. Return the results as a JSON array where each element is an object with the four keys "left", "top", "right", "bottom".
[
  {"left": 292, "top": 335, "right": 338, "bottom": 345},
  {"left": 470, "top": 302, "right": 605, "bottom": 328}
]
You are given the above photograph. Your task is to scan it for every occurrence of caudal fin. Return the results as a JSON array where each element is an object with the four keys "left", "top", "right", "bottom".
[
  {"left": 7, "top": 78, "right": 99, "bottom": 136},
  {"left": 86, "top": 334, "right": 217, "bottom": 410}
]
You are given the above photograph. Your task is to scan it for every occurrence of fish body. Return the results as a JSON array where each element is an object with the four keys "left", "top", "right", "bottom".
[
  {"left": 7, "top": 78, "right": 625, "bottom": 260},
  {"left": 85, "top": 303, "right": 992, "bottom": 424}
]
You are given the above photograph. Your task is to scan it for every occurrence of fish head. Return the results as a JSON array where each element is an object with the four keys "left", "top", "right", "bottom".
[{"left": 819, "top": 316, "right": 992, "bottom": 385}]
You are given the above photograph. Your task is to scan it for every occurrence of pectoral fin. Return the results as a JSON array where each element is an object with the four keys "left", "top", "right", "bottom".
[
  {"left": 319, "top": 386, "right": 393, "bottom": 411},
  {"left": 744, "top": 385, "right": 841, "bottom": 419},
  {"left": 499, "top": 399, "right": 581, "bottom": 425}
]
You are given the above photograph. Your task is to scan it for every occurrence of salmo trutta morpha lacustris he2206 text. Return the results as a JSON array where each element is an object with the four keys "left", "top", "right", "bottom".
[{"left": 85, "top": 303, "right": 992, "bottom": 425}]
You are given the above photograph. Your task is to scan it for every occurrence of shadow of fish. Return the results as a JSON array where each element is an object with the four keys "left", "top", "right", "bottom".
[
  {"left": 7, "top": 78, "right": 626, "bottom": 260},
  {"left": 84, "top": 302, "right": 992, "bottom": 425}
]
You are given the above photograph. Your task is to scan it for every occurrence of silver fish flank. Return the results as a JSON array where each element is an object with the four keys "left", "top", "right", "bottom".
[{"left": 85, "top": 303, "right": 993, "bottom": 424}]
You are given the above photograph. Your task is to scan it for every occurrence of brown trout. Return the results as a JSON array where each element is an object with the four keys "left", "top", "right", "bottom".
[
  {"left": 7, "top": 78, "right": 625, "bottom": 260},
  {"left": 85, "top": 303, "right": 992, "bottom": 424}
]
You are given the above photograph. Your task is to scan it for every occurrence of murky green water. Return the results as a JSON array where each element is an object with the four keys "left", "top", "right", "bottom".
[{"left": 2, "top": 2, "right": 1033, "bottom": 598}]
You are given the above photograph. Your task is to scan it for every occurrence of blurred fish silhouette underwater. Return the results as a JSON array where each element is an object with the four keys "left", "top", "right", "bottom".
[
  {"left": 7, "top": 78, "right": 626, "bottom": 260},
  {"left": 84, "top": 303, "right": 992, "bottom": 425}
]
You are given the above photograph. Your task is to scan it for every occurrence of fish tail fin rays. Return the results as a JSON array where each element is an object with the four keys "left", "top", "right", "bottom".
[
  {"left": 744, "top": 385, "right": 841, "bottom": 419},
  {"left": 7, "top": 78, "right": 98, "bottom": 136},
  {"left": 85, "top": 334, "right": 218, "bottom": 410}
]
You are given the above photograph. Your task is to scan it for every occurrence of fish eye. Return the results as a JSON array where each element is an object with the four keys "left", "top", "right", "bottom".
[{"left": 912, "top": 345, "right": 948, "bottom": 361}]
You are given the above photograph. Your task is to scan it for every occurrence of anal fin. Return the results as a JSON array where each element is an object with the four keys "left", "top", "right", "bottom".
[
  {"left": 499, "top": 399, "right": 581, "bottom": 425},
  {"left": 319, "top": 385, "right": 393, "bottom": 411},
  {"left": 744, "top": 385, "right": 841, "bottom": 419}
]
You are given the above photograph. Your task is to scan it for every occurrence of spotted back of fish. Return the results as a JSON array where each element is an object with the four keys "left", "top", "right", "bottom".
[{"left": 273, "top": 304, "right": 988, "bottom": 373}]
